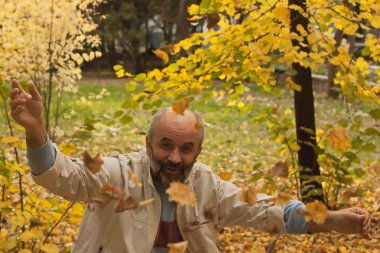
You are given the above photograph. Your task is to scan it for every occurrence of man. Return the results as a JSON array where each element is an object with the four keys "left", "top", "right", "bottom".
[{"left": 10, "top": 80, "right": 371, "bottom": 252}]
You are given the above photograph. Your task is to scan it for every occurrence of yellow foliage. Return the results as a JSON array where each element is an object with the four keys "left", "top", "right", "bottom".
[
  {"left": 153, "top": 49, "right": 169, "bottom": 64},
  {"left": 39, "top": 244, "right": 60, "bottom": 253}
]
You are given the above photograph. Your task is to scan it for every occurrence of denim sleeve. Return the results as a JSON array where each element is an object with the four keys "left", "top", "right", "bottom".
[
  {"left": 26, "top": 137, "right": 57, "bottom": 176},
  {"left": 284, "top": 200, "right": 308, "bottom": 234}
]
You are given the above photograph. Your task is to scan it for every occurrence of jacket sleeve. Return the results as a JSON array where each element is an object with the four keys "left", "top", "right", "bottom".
[
  {"left": 31, "top": 147, "right": 126, "bottom": 202},
  {"left": 215, "top": 174, "right": 287, "bottom": 234}
]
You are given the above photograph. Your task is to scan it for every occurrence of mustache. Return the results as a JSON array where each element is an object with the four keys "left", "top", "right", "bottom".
[{"left": 162, "top": 160, "right": 183, "bottom": 170}]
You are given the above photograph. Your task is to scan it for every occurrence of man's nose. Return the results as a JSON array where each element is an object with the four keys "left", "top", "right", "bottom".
[{"left": 168, "top": 148, "right": 181, "bottom": 164}]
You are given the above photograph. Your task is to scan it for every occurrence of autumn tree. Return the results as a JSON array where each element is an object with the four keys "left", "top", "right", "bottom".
[
  {"left": 118, "top": 0, "right": 380, "bottom": 202},
  {"left": 0, "top": 0, "right": 103, "bottom": 137}
]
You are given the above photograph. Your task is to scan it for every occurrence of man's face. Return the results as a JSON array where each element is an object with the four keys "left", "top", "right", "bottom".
[{"left": 146, "top": 110, "right": 202, "bottom": 186}]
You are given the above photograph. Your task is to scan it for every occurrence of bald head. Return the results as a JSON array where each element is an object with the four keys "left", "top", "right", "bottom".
[{"left": 147, "top": 107, "right": 204, "bottom": 146}]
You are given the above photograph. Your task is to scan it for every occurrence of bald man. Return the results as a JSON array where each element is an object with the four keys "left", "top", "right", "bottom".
[{"left": 10, "top": 80, "right": 371, "bottom": 253}]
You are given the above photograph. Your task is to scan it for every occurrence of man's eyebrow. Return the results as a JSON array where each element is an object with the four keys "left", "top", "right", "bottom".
[
  {"left": 183, "top": 142, "right": 194, "bottom": 147},
  {"left": 160, "top": 137, "right": 173, "bottom": 142}
]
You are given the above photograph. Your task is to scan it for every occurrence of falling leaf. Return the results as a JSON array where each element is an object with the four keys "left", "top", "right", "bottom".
[
  {"left": 268, "top": 161, "right": 288, "bottom": 177},
  {"left": 325, "top": 125, "right": 351, "bottom": 152},
  {"left": 194, "top": 120, "right": 203, "bottom": 133},
  {"left": 172, "top": 97, "right": 191, "bottom": 115},
  {"left": 128, "top": 170, "right": 142, "bottom": 187},
  {"left": 85, "top": 197, "right": 107, "bottom": 205},
  {"left": 273, "top": 192, "right": 293, "bottom": 205},
  {"left": 139, "top": 198, "right": 155, "bottom": 206},
  {"left": 101, "top": 183, "right": 125, "bottom": 200},
  {"left": 296, "top": 201, "right": 327, "bottom": 224},
  {"left": 166, "top": 182, "right": 196, "bottom": 206},
  {"left": 161, "top": 44, "right": 176, "bottom": 54},
  {"left": 240, "top": 185, "right": 257, "bottom": 205},
  {"left": 153, "top": 49, "right": 169, "bottom": 64},
  {"left": 167, "top": 241, "right": 189, "bottom": 253},
  {"left": 207, "top": 12, "right": 220, "bottom": 29},
  {"left": 82, "top": 151, "right": 104, "bottom": 173},
  {"left": 219, "top": 171, "right": 232, "bottom": 181},
  {"left": 115, "top": 197, "right": 138, "bottom": 213}
]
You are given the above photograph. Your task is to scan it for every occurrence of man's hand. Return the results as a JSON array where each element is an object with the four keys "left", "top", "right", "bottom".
[
  {"left": 10, "top": 79, "right": 46, "bottom": 148},
  {"left": 308, "top": 207, "right": 372, "bottom": 239}
]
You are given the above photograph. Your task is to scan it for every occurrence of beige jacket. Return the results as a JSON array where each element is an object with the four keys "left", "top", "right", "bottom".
[{"left": 32, "top": 149, "right": 287, "bottom": 253}]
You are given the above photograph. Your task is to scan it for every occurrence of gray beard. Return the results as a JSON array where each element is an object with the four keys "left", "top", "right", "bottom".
[{"left": 149, "top": 149, "right": 194, "bottom": 187}]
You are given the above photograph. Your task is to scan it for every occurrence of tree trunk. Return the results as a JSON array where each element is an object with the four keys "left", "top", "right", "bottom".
[
  {"left": 175, "top": 0, "right": 191, "bottom": 42},
  {"left": 289, "top": 0, "right": 324, "bottom": 203}
]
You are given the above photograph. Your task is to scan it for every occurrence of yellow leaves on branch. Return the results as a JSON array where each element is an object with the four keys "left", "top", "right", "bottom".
[
  {"left": 325, "top": 125, "right": 351, "bottom": 152},
  {"left": 296, "top": 201, "right": 328, "bottom": 225},
  {"left": 82, "top": 151, "right": 104, "bottom": 173},
  {"left": 39, "top": 244, "right": 60, "bottom": 253},
  {"left": 168, "top": 241, "right": 189, "bottom": 253},
  {"left": 166, "top": 182, "right": 197, "bottom": 206}
]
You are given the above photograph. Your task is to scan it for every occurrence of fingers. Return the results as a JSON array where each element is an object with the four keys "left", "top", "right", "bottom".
[
  {"left": 28, "top": 83, "right": 42, "bottom": 101},
  {"left": 11, "top": 104, "right": 25, "bottom": 116}
]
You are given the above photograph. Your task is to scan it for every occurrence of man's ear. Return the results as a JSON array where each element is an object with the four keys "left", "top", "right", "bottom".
[
  {"left": 194, "top": 145, "right": 202, "bottom": 160},
  {"left": 146, "top": 136, "right": 151, "bottom": 156}
]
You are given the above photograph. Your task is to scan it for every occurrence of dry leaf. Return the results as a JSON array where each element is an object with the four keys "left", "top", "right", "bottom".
[
  {"left": 85, "top": 197, "right": 107, "bottom": 205},
  {"left": 139, "top": 198, "right": 155, "bottom": 206},
  {"left": 273, "top": 192, "right": 293, "bottom": 205},
  {"left": 219, "top": 171, "right": 232, "bottom": 181},
  {"left": 83, "top": 151, "right": 104, "bottom": 173},
  {"left": 240, "top": 185, "right": 257, "bottom": 205},
  {"left": 268, "top": 161, "right": 288, "bottom": 177},
  {"left": 166, "top": 182, "right": 196, "bottom": 206},
  {"left": 101, "top": 183, "right": 125, "bottom": 200},
  {"left": 325, "top": 125, "right": 351, "bottom": 152},
  {"left": 266, "top": 235, "right": 280, "bottom": 253},
  {"left": 167, "top": 241, "right": 189, "bottom": 253},
  {"left": 207, "top": 12, "right": 220, "bottom": 29},
  {"left": 153, "top": 49, "right": 169, "bottom": 64},
  {"left": 194, "top": 120, "right": 203, "bottom": 133},
  {"left": 128, "top": 170, "right": 142, "bottom": 187},
  {"left": 172, "top": 97, "right": 191, "bottom": 115},
  {"left": 296, "top": 200, "right": 327, "bottom": 224},
  {"left": 115, "top": 197, "right": 138, "bottom": 213},
  {"left": 161, "top": 44, "right": 176, "bottom": 54}
]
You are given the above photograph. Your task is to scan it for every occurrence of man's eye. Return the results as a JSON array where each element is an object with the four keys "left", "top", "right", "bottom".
[
  {"left": 182, "top": 146, "right": 192, "bottom": 153},
  {"left": 160, "top": 143, "right": 171, "bottom": 149}
]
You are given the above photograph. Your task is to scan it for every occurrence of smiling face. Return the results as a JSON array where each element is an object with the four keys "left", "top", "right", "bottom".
[{"left": 146, "top": 109, "right": 202, "bottom": 186}]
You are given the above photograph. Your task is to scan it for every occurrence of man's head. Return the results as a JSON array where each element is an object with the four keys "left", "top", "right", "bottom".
[{"left": 146, "top": 107, "right": 204, "bottom": 186}]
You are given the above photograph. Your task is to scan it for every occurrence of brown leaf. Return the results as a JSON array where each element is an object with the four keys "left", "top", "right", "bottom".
[
  {"left": 161, "top": 44, "right": 176, "bottom": 54},
  {"left": 273, "top": 192, "right": 293, "bottom": 205},
  {"left": 115, "top": 197, "right": 137, "bottom": 213},
  {"left": 82, "top": 151, "right": 104, "bottom": 173},
  {"left": 85, "top": 197, "right": 108, "bottom": 205},
  {"left": 240, "top": 185, "right": 257, "bottom": 205},
  {"left": 194, "top": 120, "right": 203, "bottom": 133},
  {"left": 325, "top": 125, "right": 351, "bottom": 152},
  {"left": 101, "top": 183, "right": 125, "bottom": 201},
  {"left": 172, "top": 97, "right": 191, "bottom": 115},
  {"left": 166, "top": 182, "right": 196, "bottom": 206},
  {"left": 207, "top": 12, "right": 220, "bottom": 29},
  {"left": 128, "top": 170, "right": 142, "bottom": 188},
  {"left": 167, "top": 241, "right": 189, "bottom": 253},
  {"left": 268, "top": 161, "right": 288, "bottom": 177}
]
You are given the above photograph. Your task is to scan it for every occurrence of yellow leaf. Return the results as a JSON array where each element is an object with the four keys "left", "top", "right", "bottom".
[
  {"left": 153, "top": 49, "right": 169, "bottom": 64},
  {"left": 128, "top": 170, "right": 142, "bottom": 188},
  {"left": 166, "top": 182, "right": 196, "bottom": 206},
  {"left": 168, "top": 241, "right": 188, "bottom": 253},
  {"left": 296, "top": 200, "right": 327, "bottom": 224},
  {"left": 325, "top": 125, "right": 351, "bottom": 151},
  {"left": 273, "top": 7, "right": 290, "bottom": 24},
  {"left": 139, "top": 198, "right": 155, "bottom": 206},
  {"left": 219, "top": 171, "right": 232, "bottom": 181},
  {"left": 20, "top": 231, "right": 36, "bottom": 242},
  {"left": 1, "top": 136, "right": 20, "bottom": 144},
  {"left": 0, "top": 238, "right": 17, "bottom": 250},
  {"left": 58, "top": 142, "right": 76, "bottom": 155},
  {"left": 39, "top": 244, "right": 60, "bottom": 253},
  {"left": 172, "top": 97, "right": 191, "bottom": 115},
  {"left": 113, "top": 64, "right": 123, "bottom": 71},
  {"left": 240, "top": 185, "right": 256, "bottom": 205},
  {"left": 82, "top": 151, "right": 104, "bottom": 173},
  {"left": 193, "top": 120, "right": 203, "bottom": 133},
  {"left": 101, "top": 183, "right": 125, "bottom": 200},
  {"left": 18, "top": 249, "right": 32, "bottom": 253}
]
